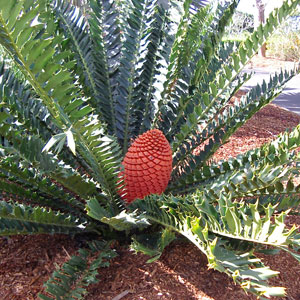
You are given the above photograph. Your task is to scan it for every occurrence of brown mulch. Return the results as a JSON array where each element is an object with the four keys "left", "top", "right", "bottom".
[
  {"left": 0, "top": 234, "right": 78, "bottom": 300},
  {"left": 1, "top": 56, "right": 300, "bottom": 300},
  {"left": 246, "top": 55, "right": 297, "bottom": 71},
  {"left": 214, "top": 102, "right": 300, "bottom": 161}
]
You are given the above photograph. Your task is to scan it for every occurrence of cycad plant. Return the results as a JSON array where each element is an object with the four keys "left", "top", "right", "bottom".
[{"left": 0, "top": 0, "right": 300, "bottom": 298}]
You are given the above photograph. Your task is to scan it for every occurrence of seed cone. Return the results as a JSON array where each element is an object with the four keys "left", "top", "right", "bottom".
[{"left": 119, "top": 129, "right": 172, "bottom": 203}]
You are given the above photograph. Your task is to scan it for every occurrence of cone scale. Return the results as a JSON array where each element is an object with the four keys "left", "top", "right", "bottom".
[{"left": 119, "top": 129, "right": 172, "bottom": 203}]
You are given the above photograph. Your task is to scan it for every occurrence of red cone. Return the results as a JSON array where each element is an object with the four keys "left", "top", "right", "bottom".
[{"left": 119, "top": 129, "right": 172, "bottom": 203}]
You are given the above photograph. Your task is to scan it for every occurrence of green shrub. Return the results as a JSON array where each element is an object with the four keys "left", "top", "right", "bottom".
[
  {"left": 222, "top": 31, "right": 251, "bottom": 43},
  {"left": 267, "top": 31, "right": 300, "bottom": 61},
  {"left": 0, "top": 0, "right": 300, "bottom": 299},
  {"left": 224, "top": 10, "right": 254, "bottom": 43}
]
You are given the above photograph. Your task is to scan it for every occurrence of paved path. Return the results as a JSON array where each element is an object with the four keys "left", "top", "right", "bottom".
[{"left": 242, "top": 67, "right": 300, "bottom": 115}]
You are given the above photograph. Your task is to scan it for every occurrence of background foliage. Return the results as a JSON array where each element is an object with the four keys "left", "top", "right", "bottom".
[{"left": 267, "top": 19, "right": 300, "bottom": 61}]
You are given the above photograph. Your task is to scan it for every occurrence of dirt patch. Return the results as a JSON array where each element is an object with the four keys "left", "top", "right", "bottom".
[{"left": 246, "top": 55, "right": 297, "bottom": 71}]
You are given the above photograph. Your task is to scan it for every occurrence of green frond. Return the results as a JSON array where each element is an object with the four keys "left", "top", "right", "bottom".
[
  {"left": 22, "top": 144, "right": 99, "bottom": 202},
  {"left": 207, "top": 241, "right": 286, "bottom": 298},
  {"left": 157, "top": 0, "right": 298, "bottom": 147},
  {"left": 169, "top": 120, "right": 300, "bottom": 197},
  {"left": 171, "top": 68, "right": 297, "bottom": 173},
  {"left": 257, "top": 193, "right": 300, "bottom": 213},
  {"left": 88, "top": 0, "right": 122, "bottom": 136},
  {"left": 155, "top": 0, "right": 207, "bottom": 134},
  {"left": 0, "top": 64, "right": 94, "bottom": 178},
  {"left": 132, "top": 193, "right": 298, "bottom": 249},
  {"left": 100, "top": 210, "right": 150, "bottom": 231},
  {"left": 169, "top": 69, "right": 299, "bottom": 192},
  {"left": 0, "top": 0, "right": 77, "bottom": 127},
  {"left": 52, "top": 0, "right": 110, "bottom": 125},
  {"left": 156, "top": 1, "right": 238, "bottom": 138},
  {"left": 200, "top": 41, "right": 241, "bottom": 90},
  {"left": 39, "top": 241, "right": 117, "bottom": 300},
  {"left": 131, "top": 228, "right": 176, "bottom": 263},
  {"left": 114, "top": 0, "right": 164, "bottom": 153},
  {"left": 130, "top": 2, "right": 168, "bottom": 136},
  {"left": 170, "top": 72, "right": 250, "bottom": 178},
  {"left": 130, "top": 193, "right": 298, "bottom": 297},
  {"left": 202, "top": 194, "right": 297, "bottom": 248},
  {"left": 0, "top": 63, "right": 118, "bottom": 206},
  {"left": 162, "top": 0, "right": 212, "bottom": 93},
  {"left": 0, "top": 1, "right": 124, "bottom": 208},
  {"left": 0, "top": 63, "right": 54, "bottom": 141},
  {"left": 44, "top": 128, "right": 125, "bottom": 213},
  {"left": 0, "top": 148, "right": 90, "bottom": 217},
  {"left": 0, "top": 201, "right": 87, "bottom": 236},
  {"left": 86, "top": 198, "right": 150, "bottom": 230},
  {"left": 85, "top": 197, "right": 114, "bottom": 220}
]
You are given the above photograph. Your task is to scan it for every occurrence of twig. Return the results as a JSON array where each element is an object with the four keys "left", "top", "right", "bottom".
[
  {"left": 112, "top": 290, "right": 131, "bottom": 300},
  {"left": 29, "top": 274, "right": 42, "bottom": 286},
  {"left": 62, "top": 246, "right": 71, "bottom": 259}
]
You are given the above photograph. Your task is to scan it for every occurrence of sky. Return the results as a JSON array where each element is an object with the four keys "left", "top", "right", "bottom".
[{"left": 237, "top": 0, "right": 284, "bottom": 15}]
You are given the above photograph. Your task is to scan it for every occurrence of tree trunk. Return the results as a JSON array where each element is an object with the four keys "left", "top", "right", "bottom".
[{"left": 255, "top": 0, "right": 266, "bottom": 57}]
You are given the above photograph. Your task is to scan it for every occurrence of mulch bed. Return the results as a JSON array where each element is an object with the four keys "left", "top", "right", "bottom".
[
  {"left": 0, "top": 234, "right": 77, "bottom": 299},
  {"left": 1, "top": 56, "right": 300, "bottom": 300}
]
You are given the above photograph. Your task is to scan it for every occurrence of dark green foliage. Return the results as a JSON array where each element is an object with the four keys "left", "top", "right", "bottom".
[
  {"left": 39, "top": 240, "right": 117, "bottom": 300},
  {"left": 131, "top": 228, "right": 176, "bottom": 263},
  {"left": 88, "top": 0, "right": 121, "bottom": 136},
  {"left": 0, "top": 0, "right": 300, "bottom": 298},
  {"left": 0, "top": 201, "right": 86, "bottom": 235}
]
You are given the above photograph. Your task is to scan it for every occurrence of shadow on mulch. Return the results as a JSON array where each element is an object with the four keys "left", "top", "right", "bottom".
[{"left": 88, "top": 241, "right": 256, "bottom": 300}]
